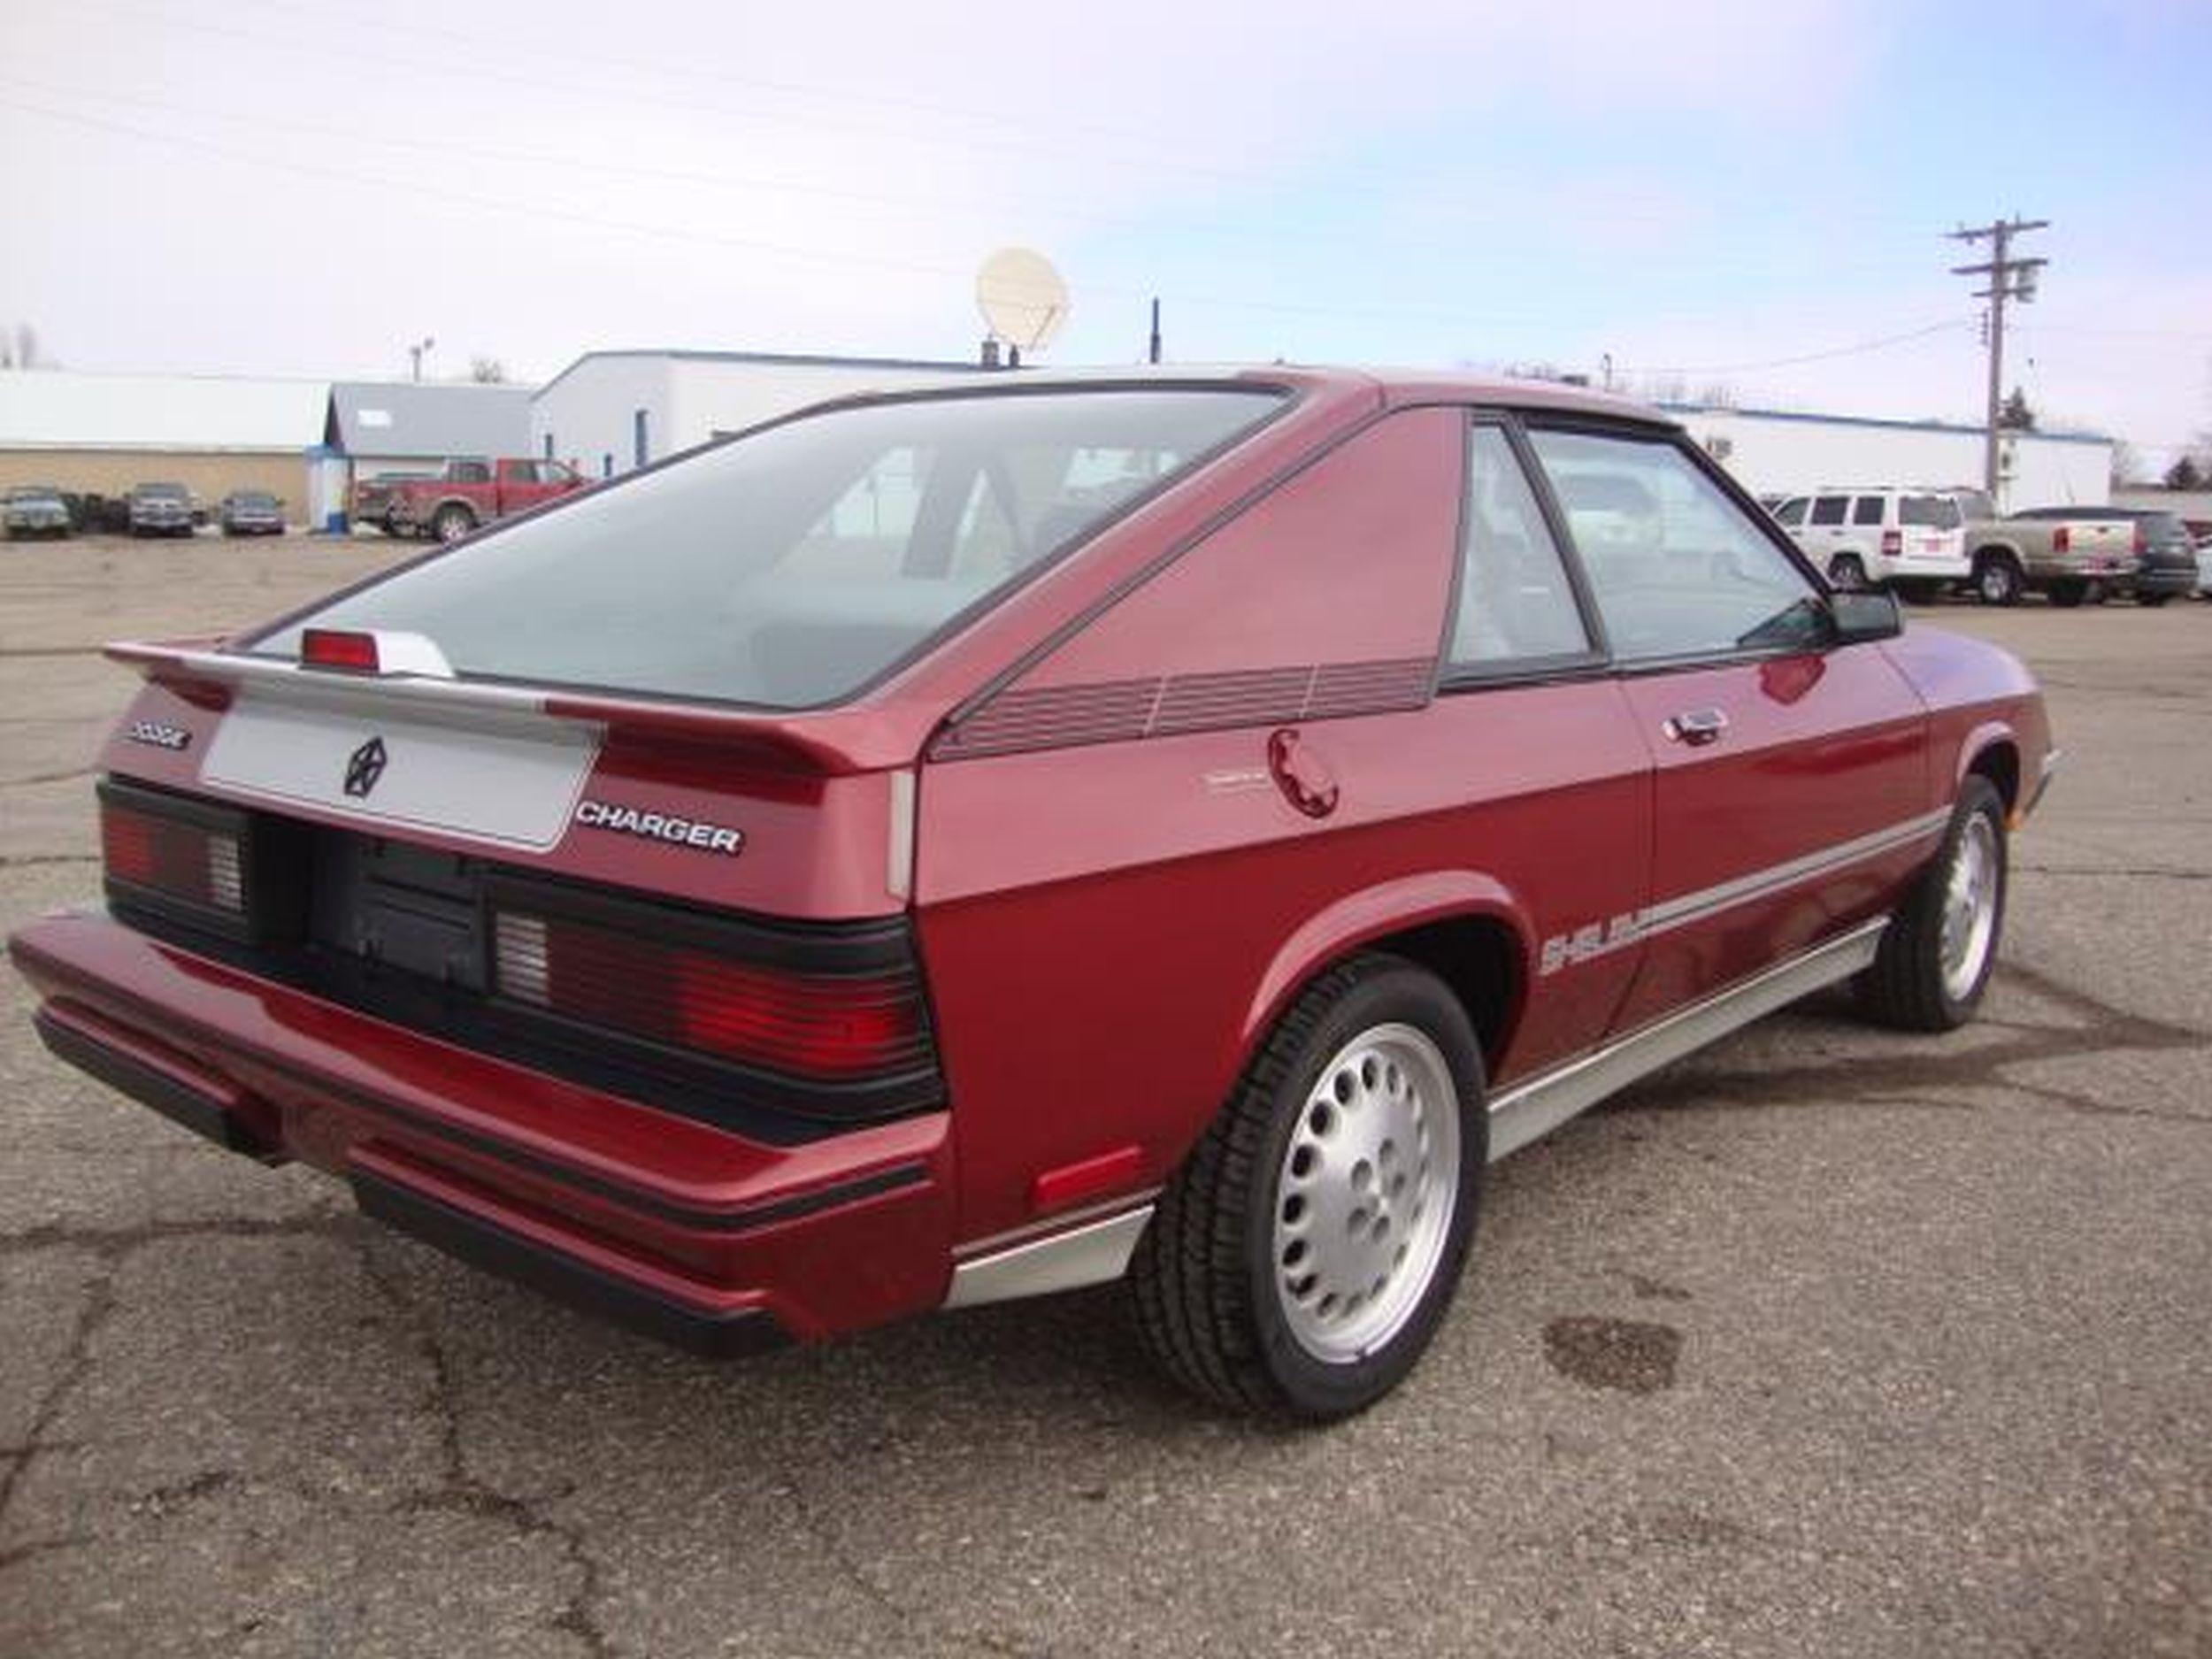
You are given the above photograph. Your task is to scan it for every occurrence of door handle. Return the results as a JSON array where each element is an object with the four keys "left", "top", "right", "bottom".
[{"left": 1663, "top": 709, "right": 1730, "bottom": 746}]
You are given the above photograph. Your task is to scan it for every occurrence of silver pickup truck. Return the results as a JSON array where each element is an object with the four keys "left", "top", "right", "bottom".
[{"left": 1962, "top": 500, "right": 2138, "bottom": 606}]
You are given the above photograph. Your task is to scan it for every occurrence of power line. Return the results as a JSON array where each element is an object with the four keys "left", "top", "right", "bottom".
[{"left": 1617, "top": 320, "right": 1968, "bottom": 378}]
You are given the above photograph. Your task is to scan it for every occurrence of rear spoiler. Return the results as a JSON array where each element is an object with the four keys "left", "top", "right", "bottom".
[{"left": 104, "top": 639, "right": 909, "bottom": 776}]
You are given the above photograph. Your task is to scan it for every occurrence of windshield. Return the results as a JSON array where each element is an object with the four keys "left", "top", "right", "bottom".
[
  {"left": 1899, "top": 495, "right": 1962, "bottom": 529},
  {"left": 231, "top": 493, "right": 278, "bottom": 509},
  {"left": 254, "top": 387, "right": 1284, "bottom": 709},
  {"left": 135, "top": 484, "right": 188, "bottom": 500}
]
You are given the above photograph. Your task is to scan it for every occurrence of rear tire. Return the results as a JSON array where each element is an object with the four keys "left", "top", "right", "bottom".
[
  {"left": 1857, "top": 776, "right": 2007, "bottom": 1033},
  {"left": 1828, "top": 554, "right": 1869, "bottom": 591},
  {"left": 433, "top": 504, "right": 476, "bottom": 543},
  {"left": 1131, "top": 956, "right": 1486, "bottom": 1420},
  {"left": 1973, "top": 552, "right": 2023, "bottom": 607},
  {"left": 2139, "top": 593, "right": 2172, "bottom": 608}
]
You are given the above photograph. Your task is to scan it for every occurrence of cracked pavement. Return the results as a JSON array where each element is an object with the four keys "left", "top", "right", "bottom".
[{"left": 4, "top": 537, "right": 2208, "bottom": 1656}]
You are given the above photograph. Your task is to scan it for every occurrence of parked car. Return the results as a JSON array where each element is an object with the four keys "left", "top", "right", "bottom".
[
  {"left": 1963, "top": 505, "right": 2139, "bottom": 606},
  {"left": 2051, "top": 508, "right": 2199, "bottom": 607},
  {"left": 4, "top": 483, "right": 72, "bottom": 539},
  {"left": 126, "top": 481, "right": 196, "bottom": 538},
  {"left": 373, "top": 457, "right": 586, "bottom": 542},
  {"left": 1769, "top": 487, "right": 1970, "bottom": 597},
  {"left": 349, "top": 471, "right": 434, "bottom": 536},
  {"left": 218, "top": 490, "right": 286, "bottom": 537},
  {"left": 8, "top": 369, "right": 2054, "bottom": 1419}
]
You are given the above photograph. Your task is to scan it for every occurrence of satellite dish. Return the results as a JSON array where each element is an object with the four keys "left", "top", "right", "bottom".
[{"left": 976, "top": 248, "right": 1069, "bottom": 355}]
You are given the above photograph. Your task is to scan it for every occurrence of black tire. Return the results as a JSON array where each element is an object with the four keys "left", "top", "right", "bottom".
[
  {"left": 1131, "top": 955, "right": 1486, "bottom": 1420},
  {"left": 2139, "top": 593, "right": 2172, "bottom": 608},
  {"left": 1857, "top": 776, "right": 2008, "bottom": 1033},
  {"left": 2047, "top": 579, "right": 2087, "bottom": 608},
  {"left": 433, "top": 504, "right": 475, "bottom": 543},
  {"left": 1973, "top": 552, "right": 2023, "bottom": 607},
  {"left": 1828, "top": 554, "right": 1868, "bottom": 591}
]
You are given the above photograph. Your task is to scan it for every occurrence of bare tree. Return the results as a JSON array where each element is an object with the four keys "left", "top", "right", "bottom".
[
  {"left": 2108, "top": 439, "right": 2144, "bottom": 489},
  {"left": 468, "top": 356, "right": 509, "bottom": 384}
]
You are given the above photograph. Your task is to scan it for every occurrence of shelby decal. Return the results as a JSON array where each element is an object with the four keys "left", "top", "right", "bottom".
[
  {"left": 1539, "top": 913, "right": 1644, "bottom": 977},
  {"left": 574, "top": 800, "right": 744, "bottom": 856},
  {"left": 126, "top": 720, "right": 192, "bottom": 751}
]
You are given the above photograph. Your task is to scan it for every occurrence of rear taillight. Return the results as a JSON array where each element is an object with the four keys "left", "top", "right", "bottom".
[
  {"left": 2053, "top": 526, "right": 2070, "bottom": 553},
  {"left": 97, "top": 780, "right": 270, "bottom": 941},
  {"left": 1881, "top": 529, "right": 1901, "bottom": 557},
  {"left": 487, "top": 881, "right": 937, "bottom": 1107},
  {"left": 2131, "top": 525, "right": 2147, "bottom": 556}
]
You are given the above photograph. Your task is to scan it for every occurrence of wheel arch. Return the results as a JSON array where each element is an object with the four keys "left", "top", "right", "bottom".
[
  {"left": 1957, "top": 723, "right": 2021, "bottom": 814},
  {"left": 1239, "top": 873, "right": 1533, "bottom": 1085}
]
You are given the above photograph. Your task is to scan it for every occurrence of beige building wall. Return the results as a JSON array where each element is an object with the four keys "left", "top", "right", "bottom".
[{"left": 0, "top": 449, "right": 311, "bottom": 517}]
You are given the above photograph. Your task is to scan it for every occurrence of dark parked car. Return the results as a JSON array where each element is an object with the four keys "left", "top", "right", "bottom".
[
  {"left": 10, "top": 369, "right": 2055, "bottom": 1418},
  {"left": 219, "top": 491, "right": 286, "bottom": 537},
  {"left": 4, "top": 484, "right": 72, "bottom": 539},
  {"left": 127, "top": 482, "right": 195, "bottom": 538},
  {"left": 2004, "top": 506, "right": 2197, "bottom": 605}
]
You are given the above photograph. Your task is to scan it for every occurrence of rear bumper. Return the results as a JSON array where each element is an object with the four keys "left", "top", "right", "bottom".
[
  {"left": 12, "top": 910, "right": 956, "bottom": 1351},
  {"left": 2133, "top": 565, "right": 2197, "bottom": 597}
]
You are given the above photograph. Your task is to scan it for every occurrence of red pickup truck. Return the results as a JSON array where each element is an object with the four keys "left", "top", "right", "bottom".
[{"left": 361, "top": 457, "right": 585, "bottom": 542}]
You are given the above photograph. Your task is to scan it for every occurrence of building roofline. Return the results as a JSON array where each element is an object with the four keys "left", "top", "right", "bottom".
[
  {"left": 535, "top": 347, "right": 988, "bottom": 402},
  {"left": 1658, "top": 400, "right": 2112, "bottom": 447}
]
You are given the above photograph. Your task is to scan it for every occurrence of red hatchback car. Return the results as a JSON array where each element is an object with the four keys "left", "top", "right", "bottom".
[{"left": 11, "top": 369, "right": 2054, "bottom": 1417}]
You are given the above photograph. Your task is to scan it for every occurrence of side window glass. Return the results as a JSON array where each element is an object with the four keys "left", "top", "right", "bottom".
[
  {"left": 1809, "top": 495, "right": 1849, "bottom": 526},
  {"left": 1773, "top": 496, "right": 1808, "bottom": 526},
  {"left": 1852, "top": 495, "right": 1886, "bottom": 526},
  {"left": 1448, "top": 426, "right": 1590, "bottom": 670},
  {"left": 1529, "top": 429, "right": 1820, "bottom": 663}
]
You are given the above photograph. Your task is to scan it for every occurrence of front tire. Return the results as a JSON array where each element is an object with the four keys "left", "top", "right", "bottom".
[
  {"left": 1857, "top": 776, "right": 2008, "bottom": 1032},
  {"left": 1132, "top": 956, "right": 1485, "bottom": 1420}
]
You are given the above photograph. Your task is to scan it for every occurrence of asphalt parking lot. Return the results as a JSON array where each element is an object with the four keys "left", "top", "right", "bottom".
[{"left": 3, "top": 534, "right": 2208, "bottom": 1658}]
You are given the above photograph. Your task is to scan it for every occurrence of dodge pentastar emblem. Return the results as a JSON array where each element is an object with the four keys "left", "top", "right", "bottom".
[{"left": 343, "top": 736, "right": 388, "bottom": 799}]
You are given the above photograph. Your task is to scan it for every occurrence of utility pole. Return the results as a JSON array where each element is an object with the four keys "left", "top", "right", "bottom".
[
  {"left": 407, "top": 335, "right": 436, "bottom": 383},
  {"left": 1949, "top": 217, "right": 2047, "bottom": 503}
]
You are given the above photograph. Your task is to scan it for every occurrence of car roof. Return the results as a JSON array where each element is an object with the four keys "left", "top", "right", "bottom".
[{"left": 830, "top": 364, "right": 1678, "bottom": 427}]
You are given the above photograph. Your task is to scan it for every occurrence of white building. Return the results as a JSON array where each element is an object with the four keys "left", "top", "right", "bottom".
[
  {"left": 1663, "top": 403, "right": 2113, "bottom": 512},
  {"left": 531, "top": 349, "right": 986, "bottom": 480}
]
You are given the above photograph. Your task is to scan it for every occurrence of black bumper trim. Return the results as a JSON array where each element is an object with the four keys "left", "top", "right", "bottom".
[
  {"left": 34, "top": 1006, "right": 280, "bottom": 1162},
  {"left": 349, "top": 1165, "right": 792, "bottom": 1360}
]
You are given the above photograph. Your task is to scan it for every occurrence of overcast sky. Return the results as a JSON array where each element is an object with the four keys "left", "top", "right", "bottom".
[{"left": 3, "top": 0, "right": 2207, "bottom": 466}]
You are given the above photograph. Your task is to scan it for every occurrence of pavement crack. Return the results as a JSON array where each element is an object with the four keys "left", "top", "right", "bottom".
[
  {"left": 0, "top": 853, "right": 99, "bottom": 871},
  {"left": 0, "top": 1533, "right": 96, "bottom": 1575},
  {"left": 1, "top": 766, "right": 93, "bottom": 790},
  {"left": 355, "top": 1235, "right": 616, "bottom": 1659},
  {"left": 0, "top": 1263, "right": 118, "bottom": 1540},
  {"left": 0, "top": 1213, "right": 362, "bottom": 1260}
]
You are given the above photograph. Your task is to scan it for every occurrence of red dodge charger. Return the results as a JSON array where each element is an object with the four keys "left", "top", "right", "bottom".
[{"left": 9, "top": 369, "right": 2055, "bottom": 1417}]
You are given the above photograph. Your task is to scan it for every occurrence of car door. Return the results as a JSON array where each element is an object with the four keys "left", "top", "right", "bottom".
[
  {"left": 1426, "top": 419, "right": 1652, "bottom": 1072},
  {"left": 1524, "top": 426, "right": 1932, "bottom": 1032}
]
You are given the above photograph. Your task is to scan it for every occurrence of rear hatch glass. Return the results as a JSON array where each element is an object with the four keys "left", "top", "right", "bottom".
[
  {"left": 1899, "top": 495, "right": 1962, "bottom": 530},
  {"left": 250, "top": 388, "right": 1283, "bottom": 710}
]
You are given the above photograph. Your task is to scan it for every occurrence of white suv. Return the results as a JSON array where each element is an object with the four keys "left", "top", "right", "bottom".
[{"left": 1770, "top": 488, "right": 1970, "bottom": 595}]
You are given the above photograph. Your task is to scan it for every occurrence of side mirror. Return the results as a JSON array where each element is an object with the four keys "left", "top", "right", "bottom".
[{"left": 1829, "top": 588, "right": 1902, "bottom": 644}]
